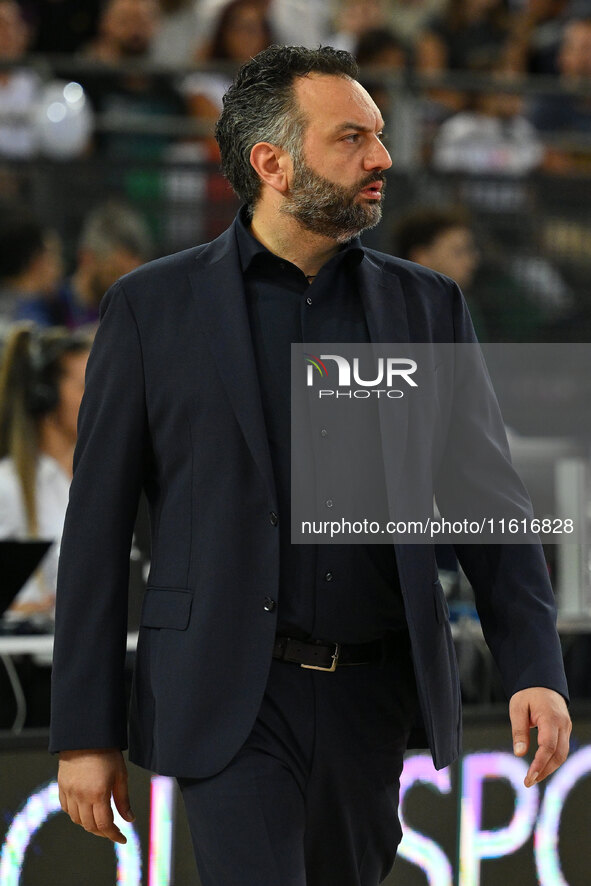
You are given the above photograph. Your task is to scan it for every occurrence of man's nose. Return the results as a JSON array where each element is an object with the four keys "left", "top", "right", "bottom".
[{"left": 365, "top": 138, "right": 392, "bottom": 171}]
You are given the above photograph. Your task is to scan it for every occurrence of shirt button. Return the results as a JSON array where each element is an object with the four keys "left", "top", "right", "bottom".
[
  {"left": 325, "top": 499, "right": 333, "bottom": 508},
  {"left": 324, "top": 571, "right": 334, "bottom": 582},
  {"left": 320, "top": 428, "right": 328, "bottom": 437},
  {"left": 306, "top": 296, "right": 312, "bottom": 306},
  {"left": 263, "top": 597, "right": 276, "bottom": 611},
  {"left": 269, "top": 511, "right": 278, "bottom": 526}
]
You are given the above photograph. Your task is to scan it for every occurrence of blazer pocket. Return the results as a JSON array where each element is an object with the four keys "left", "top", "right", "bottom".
[
  {"left": 433, "top": 579, "right": 450, "bottom": 625},
  {"left": 140, "top": 587, "right": 193, "bottom": 630}
]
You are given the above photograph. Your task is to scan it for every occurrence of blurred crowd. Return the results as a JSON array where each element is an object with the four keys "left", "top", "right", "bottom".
[
  {"left": 0, "top": 0, "right": 590, "bottom": 663},
  {"left": 0, "top": 0, "right": 587, "bottom": 172},
  {"left": 0, "top": 1, "right": 589, "bottom": 732}
]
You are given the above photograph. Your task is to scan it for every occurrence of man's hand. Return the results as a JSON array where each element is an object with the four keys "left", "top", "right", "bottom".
[
  {"left": 510, "top": 687, "right": 572, "bottom": 787},
  {"left": 58, "top": 748, "right": 135, "bottom": 844}
]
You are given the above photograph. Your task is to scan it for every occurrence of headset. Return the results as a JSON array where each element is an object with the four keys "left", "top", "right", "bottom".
[{"left": 26, "top": 329, "right": 91, "bottom": 417}]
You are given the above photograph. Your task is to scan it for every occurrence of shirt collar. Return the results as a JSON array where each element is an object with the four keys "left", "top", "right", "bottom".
[{"left": 234, "top": 205, "right": 365, "bottom": 274}]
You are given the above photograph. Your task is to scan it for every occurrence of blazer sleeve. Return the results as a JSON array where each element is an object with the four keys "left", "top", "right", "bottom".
[
  {"left": 436, "top": 281, "right": 569, "bottom": 703},
  {"left": 49, "top": 280, "right": 149, "bottom": 753}
]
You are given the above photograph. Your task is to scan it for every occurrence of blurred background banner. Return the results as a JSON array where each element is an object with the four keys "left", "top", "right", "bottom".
[{"left": 1, "top": 714, "right": 591, "bottom": 886}]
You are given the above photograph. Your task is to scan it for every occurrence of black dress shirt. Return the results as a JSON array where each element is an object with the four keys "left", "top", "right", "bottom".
[{"left": 236, "top": 208, "right": 405, "bottom": 643}]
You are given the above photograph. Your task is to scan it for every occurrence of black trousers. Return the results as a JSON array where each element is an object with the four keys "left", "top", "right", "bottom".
[{"left": 177, "top": 636, "right": 417, "bottom": 886}]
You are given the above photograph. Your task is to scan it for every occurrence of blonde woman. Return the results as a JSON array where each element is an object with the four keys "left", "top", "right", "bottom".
[{"left": 0, "top": 323, "right": 92, "bottom": 628}]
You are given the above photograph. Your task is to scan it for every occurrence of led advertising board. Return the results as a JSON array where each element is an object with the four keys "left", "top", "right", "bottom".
[{"left": 1, "top": 715, "right": 589, "bottom": 885}]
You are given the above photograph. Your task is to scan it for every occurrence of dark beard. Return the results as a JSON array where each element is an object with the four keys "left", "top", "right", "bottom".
[{"left": 280, "top": 155, "right": 386, "bottom": 242}]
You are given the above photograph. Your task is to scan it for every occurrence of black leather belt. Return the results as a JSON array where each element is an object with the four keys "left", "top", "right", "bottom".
[{"left": 272, "top": 636, "right": 386, "bottom": 671}]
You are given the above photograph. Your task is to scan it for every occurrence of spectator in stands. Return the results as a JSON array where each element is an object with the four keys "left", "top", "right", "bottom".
[
  {"left": 150, "top": 0, "right": 201, "bottom": 67},
  {"left": 56, "top": 201, "right": 153, "bottom": 330},
  {"left": 383, "top": 0, "right": 447, "bottom": 48},
  {"left": 180, "top": 1, "right": 274, "bottom": 239},
  {"left": 0, "top": 208, "right": 64, "bottom": 329},
  {"left": 416, "top": 0, "right": 513, "bottom": 114},
  {"left": 528, "top": 17, "right": 591, "bottom": 173},
  {"left": 0, "top": 0, "right": 42, "bottom": 159},
  {"left": 81, "top": 0, "right": 185, "bottom": 158},
  {"left": 356, "top": 26, "right": 408, "bottom": 70},
  {"left": 393, "top": 206, "right": 480, "bottom": 290},
  {"left": 194, "top": 0, "right": 329, "bottom": 50},
  {"left": 184, "top": 0, "right": 274, "bottom": 132},
  {"left": 504, "top": 0, "right": 570, "bottom": 75},
  {"left": 0, "top": 324, "right": 92, "bottom": 628},
  {"left": 417, "top": 0, "right": 512, "bottom": 72},
  {"left": 354, "top": 27, "right": 408, "bottom": 118},
  {"left": 85, "top": 0, "right": 161, "bottom": 63},
  {"left": 431, "top": 80, "right": 544, "bottom": 174},
  {"left": 19, "top": 0, "right": 102, "bottom": 54},
  {"left": 329, "top": 0, "right": 387, "bottom": 53},
  {"left": 393, "top": 205, "right": 572, "bottom": 340}
]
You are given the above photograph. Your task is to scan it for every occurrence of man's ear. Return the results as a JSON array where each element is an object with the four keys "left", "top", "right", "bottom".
[{"left": 249, "top": 142, "right": 291, "bottom": 195}]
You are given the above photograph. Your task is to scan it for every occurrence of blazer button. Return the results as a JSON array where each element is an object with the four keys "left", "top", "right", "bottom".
[
  {"left": 269, "top": 511, "right": 278, "bottom": 526},
  {"left": 263, "top": 597, "right": 276, "bottom": 612}
]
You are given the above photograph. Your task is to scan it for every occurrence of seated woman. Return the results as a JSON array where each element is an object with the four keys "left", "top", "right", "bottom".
[
  {"left": 0, "top": 323, "right": 92, "bottom": 630},
  {"left": 183, "top": 0, "right": 274, "bottom": 145}
]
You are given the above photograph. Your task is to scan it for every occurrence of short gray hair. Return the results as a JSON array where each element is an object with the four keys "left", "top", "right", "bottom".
[{"left": 79, "top": 200, "right": 153, "bottom": 259}]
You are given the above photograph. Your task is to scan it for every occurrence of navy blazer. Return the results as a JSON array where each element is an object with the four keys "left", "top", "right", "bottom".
[{"left": 49, "top": 218, "right": 568, "bottom": 775}]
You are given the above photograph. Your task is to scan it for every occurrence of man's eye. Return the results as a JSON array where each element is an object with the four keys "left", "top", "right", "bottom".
[
  {"left": 377, "top": 132, "right": 389, "bottom": 144},
  {"left": 343, "top": 133, "right": 360, "bottom": 143}
]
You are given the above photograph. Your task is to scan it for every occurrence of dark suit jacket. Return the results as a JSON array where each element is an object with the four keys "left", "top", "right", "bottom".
[{"left": 49, "top": 218, "right": 568, "bottom": 775}]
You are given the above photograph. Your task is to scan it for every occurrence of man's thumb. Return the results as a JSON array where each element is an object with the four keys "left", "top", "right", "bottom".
[
  {"left": 511, "top": 702, "right": 530, "bottom": 756},
  {"left": 113, "top": 774, "right": 135, "bottom": 822}
]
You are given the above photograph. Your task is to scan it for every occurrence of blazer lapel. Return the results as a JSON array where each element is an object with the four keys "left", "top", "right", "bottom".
[
  {"left": 358, "top": 252, "right": 410, "bottom": 345},
  {"left": 188, "top": 224, "right": 277, "bottom": 503}
]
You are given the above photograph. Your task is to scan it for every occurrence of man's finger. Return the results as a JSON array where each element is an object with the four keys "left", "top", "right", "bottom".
[
  {"left": 510, "top": 700, "right": 531, "bottom": 757},
  {"left": 66, "top": 798, "right": 82, "bottom": 828},
  {"left": 93, "top": 801, "right": 127, "bottom": 844},
  {"left": 112, "top": 771, "right": 135, "bottom": 824},
  {"left": 78, "top": 802, "right": 104, "bottom": 838},
  {"left": 525, "top": 712, "right": 558, "bottom": 786},
  {"left": 527, "top": 721, "right": 571, "bottom": 786},
  {"left": 525, "top": 740, "right": 555, "bottom": 787}
]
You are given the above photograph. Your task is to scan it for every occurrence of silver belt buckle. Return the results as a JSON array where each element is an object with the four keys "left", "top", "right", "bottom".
[{"left": 301, "top": 642, "right": 340, "bottom": 672}]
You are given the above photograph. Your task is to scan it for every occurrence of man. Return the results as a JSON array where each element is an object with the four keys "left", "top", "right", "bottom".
[
  {"left": 393, "top": 206, "right": 479, "bottom": 293},
  {"left": 528, "top": 16, "right": 591, "bottom": 173},
  {"left": 0, "top": 206, "right": 64, "bottom": 329},
  {"left": 51, "top": 46, "right": 571, "bottom": 886},
  {"left": 56, "top": 200, "right": 152, "bottom": 330},
  {"left": 81, "top": 0, "right": 184, "bottom": 159},
  {"left": 391, "top": 205, "right": 495, "bottom": 342},
  {"left": 84, "top": 0, "right": 160, "bottom": 62},
  {"left": 0, "top": 0, "right": 42, "bottom": 159}
]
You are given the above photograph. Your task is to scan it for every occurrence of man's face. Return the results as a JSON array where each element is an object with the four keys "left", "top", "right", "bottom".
[
  {"left": 102, "top": 0, "right": 159, "bottom": 57},
  {"left": 413, "top": 227, "right": 479, "bottom": 291},
  {"left": 280, "top": 74, "right": 392, "bottom": 242},
  {"left": 0, "top": 1, "right": 28, "bottom": 59},
  {"left": 559, "top": 21, "right": 591, "bottom": 80}
]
